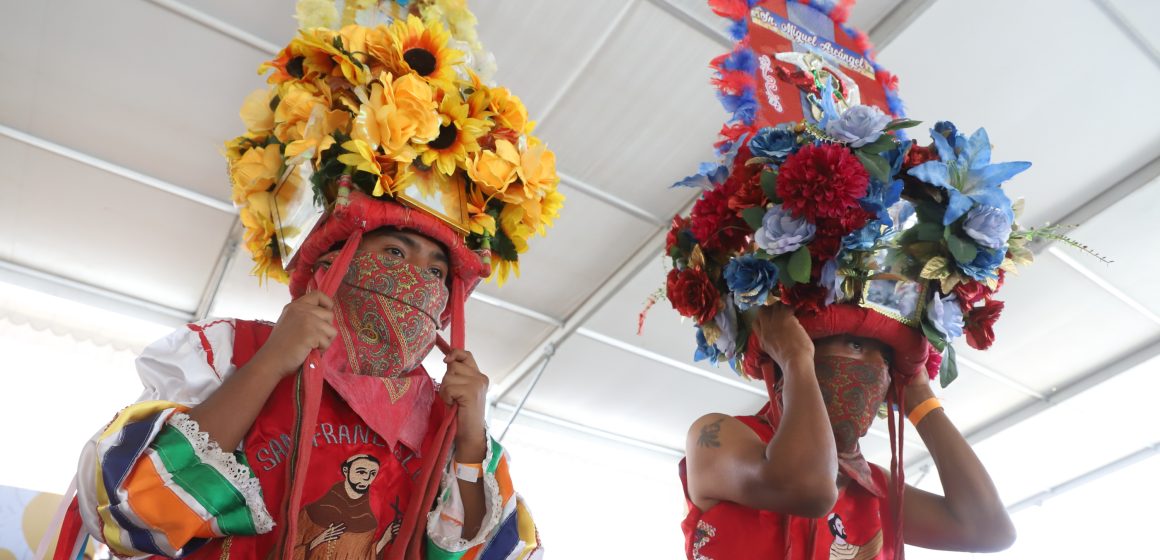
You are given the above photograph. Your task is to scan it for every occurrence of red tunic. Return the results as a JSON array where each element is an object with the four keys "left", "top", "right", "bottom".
[
  {"left": 680, "top": 415, "right": 897, "bottom": 560},
  {"left": 187, "top": 320, "right": 447, "bottom": 559}
]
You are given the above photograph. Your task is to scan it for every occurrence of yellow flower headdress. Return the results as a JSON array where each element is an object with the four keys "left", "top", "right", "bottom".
[{"left": 225, "top": 0, "right": 562, "bottom": 285}]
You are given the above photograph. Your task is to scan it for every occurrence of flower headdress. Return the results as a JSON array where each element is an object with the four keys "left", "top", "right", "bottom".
[
  {"left": 225, "top": 0, "right": 563, "bottom": 287},
  {"left": 664, "top": 0, "right": 1070, "bottom": 388}
]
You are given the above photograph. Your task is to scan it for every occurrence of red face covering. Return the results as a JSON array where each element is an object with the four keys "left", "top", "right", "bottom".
[{"left": 328, "top": 251, "right": 448, "bottom": 378}]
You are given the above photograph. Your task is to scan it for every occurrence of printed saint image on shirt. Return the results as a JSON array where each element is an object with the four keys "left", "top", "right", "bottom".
[
  {"left": 294, "top": 454, "right": 402, "bottom": 560},
  {"left": 827, "top": 513, "right": 883, "bottom": 560}
]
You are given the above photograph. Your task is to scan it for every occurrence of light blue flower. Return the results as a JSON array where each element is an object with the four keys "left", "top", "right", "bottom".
[
  {"left": 926, "top": 293, "right": 964, "bottom": 340},
  {"left": 825, "top": 104, "right": 892, "bottom": 148},
  {"left": 907, "top": 126, "right": 1030, "bottom": 225},
  {"left": 724, "top": 255, "right": 779, "bottom": 310},
  {"left": 962, "top": 205, "right": 1013, "bottom": 249},
  {"left": 860, "top": 178, "right": 903, "bottom": 226},
  {"left": 713, "top": 295, "right": 740, "bottom": 357},
  {"left": 673, "top": 160, "right": 730, "bottom": 189},
  {"left": 749, "top": 126, "right": 797, "bottom": 161},
  {"left": 755, "top": 204, "right": 816, "bottom": 255}
]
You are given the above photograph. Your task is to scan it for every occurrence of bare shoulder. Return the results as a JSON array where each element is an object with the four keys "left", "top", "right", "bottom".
[{"left": 686, "top": 413, "right": 760, "bottom": 457}]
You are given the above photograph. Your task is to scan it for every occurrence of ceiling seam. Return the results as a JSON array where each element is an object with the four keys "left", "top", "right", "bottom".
[
  {"left": 1089, "top": 0, "right": 1160, "bottom": 70},
  {"left": 1007, "top": 440, "right": 1160, "bottom": 513},
  {"left": 143, "top": 0, "right": 280, "bottom": 55},
  {"left": 1047, "top": 246, "right": 1160, "bottom": 326}
]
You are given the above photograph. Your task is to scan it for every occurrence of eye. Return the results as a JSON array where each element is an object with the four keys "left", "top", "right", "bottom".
[
  {"left": 386, "top": 246, "right": 404, "bottom": 258},
  {"left": 428, "top": 267, "right": 445, "bottom": 279},
  {"left": 848, "top": 338, "right": 864, "bottom": 352}
]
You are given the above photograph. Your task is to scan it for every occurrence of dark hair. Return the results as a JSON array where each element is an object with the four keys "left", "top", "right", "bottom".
[
  {"left": 342, "top": 454, "right": 381, "bottom": 471},
  {"left": 827, "top": 513, "right": 844, "bottom": 537}
]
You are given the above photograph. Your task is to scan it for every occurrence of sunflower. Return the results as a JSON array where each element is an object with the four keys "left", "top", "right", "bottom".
[
  {"left": 388, "top": 15, "right": 464, "bottom": 91},
  {"left": 418, "top": 92, "right": 491, "bottom": 175},
  {"left": 465, "top": 184, "right": 497, "bottom": 237}
]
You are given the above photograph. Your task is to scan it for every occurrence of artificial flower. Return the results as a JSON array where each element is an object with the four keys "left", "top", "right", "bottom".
[
  {"left": 926, "top": 292, "right": 964, "bottom": 340},
  {"left": 514, "top": 137, "right": 558, "bottom": 201},
  {"left": 748, "top": 126, "right": 797, "bottom": 161},
  {"left": 907, "top": 126, "right": 1030, "bottom": 226},
  {"left": 820, "top": 258, "right": 844, "bottom": 305},
  {"left": 825, "top": 104, "right": 891, "bottom": 148},
  {"left": 962, "top": 205, "right": 1013, "bottom": 250},
  {"left": 712, "top": 294, "right": 740, "bottom": 358},
  {"left": 418, "top": 92, "right": 490, "bottom": 175},
  {"left": 354, "top": 72, "right": 441, "bottom": 162},
  {"left": 965, "top": 299, "right": 1004, "bottom": 350},
  {"left": 723, "top": 255, "right": 779, "bottom": 310},
  {"left": 689, "top": 178, "right": 749, "bottom": 254},
  {"left": 489, "top": 87, "right": 529, "bottom": 135},
  {"left": 754, "top": 204, "right": 816, "bottom": 255},
  {"left": 779, "top": 283, "right": 827, "bottom": 315},
  {"left": 956, "top": 245, "right": 1006, "bottom": 282},
  {"left": 389, "top": 15, "right": 464, "bottom": 91},
  {"left": 666, "top": 215, "right": 690, "bottom": 254},
  {"left": 695, "top": 326, "right": 725, "bottom": 363},
  {"left": 777, "top": 142, "right": 869, "bottom": 222},
  {"left": 841, "top": 219, "right": 886, "bottom": 251},
  {"left": 273, "top": 82, "right": 327, "bottom": 143},
  {"left": 465, "top": 185, "right": 497, "bottom": 236},
  {"left": 667, "top": 267, "right": 720, "bottom": 324},
  {"left": 294, "top": 0, "right": 339, "bottom": 30},
  {"left": 239, "top": 88, "right": 275, "bottom": 134},
  {"left": 284, "top": 103, "right": 351, "bottom": 160},
  {"left": 467, "top": 139, "right": 520, "bottom": 200},
  {"left": 230, "top": 145, "right": 283, "bottom": 204}
]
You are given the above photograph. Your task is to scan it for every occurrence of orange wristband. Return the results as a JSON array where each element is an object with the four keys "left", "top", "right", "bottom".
[{"left": 908, "top": 397, "right": 942, "bottom": 426}]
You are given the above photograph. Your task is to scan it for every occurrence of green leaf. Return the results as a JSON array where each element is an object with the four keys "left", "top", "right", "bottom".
[
  {"left": 914, "top": 200, "right": 945, "bottom": 224},
  {"left": 944, "top": 228, "right": 979, "bottom": 263},
  {"left": 857, "top": 134, "right": 898, "bottom": 156},
  {"left": 921, "top": 320, "right": 947, "bottom": 353},
  {"left": 884, "top": 118, "right": 922, "bottom": 132},
  {"left": 741, "top": 207, "right": 767, "bottom": 231},
  {"left": 760, "top": 169, "right": 779, "bottom": 202},
  {"left": 856, "top": 151, "right": 891, "bottom": 184},
  {"left": 775, "top": 255, "right": 797, "bottom": 288},
  {"left": 940, "top": 345, "right": 959, "bottom": 388},
  {"left": 788, "top": 246, "right": 812, "bottom": 283},
  {"left": 914, "top": 222, "right": 944, "bottom": 242}
]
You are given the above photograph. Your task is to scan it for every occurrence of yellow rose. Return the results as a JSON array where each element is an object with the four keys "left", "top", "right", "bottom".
[
  {"left": 355, "top": 72, "right": 440, "bottom": 163},
  {"left": 515, "top": 137, "right": 558, "bottom": 200},
  {"left": 230, "top": 145, "right": 283, "bottom": 205},
  {"left": 467, "top": 139, "right": 520, "bottom": 200},
  {"left": 285, "top": 104, "right": 351, "bottom": 160},
  {"left": 240, "top": 88, "right": 275, "bottom": 133},
  {"left": 274, "top": 82, "right": 325, "bottom": 143},
  {"left": 489, "top": 87, "right": 528, "bottom": 134}
]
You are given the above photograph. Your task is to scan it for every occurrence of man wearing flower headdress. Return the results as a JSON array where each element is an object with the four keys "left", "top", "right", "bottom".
[
  {"left": 59, "top": 2, "right": 559, "bottom": 559},
  {"left": 662, "top": 1, "right": 1072, "bottom": 558}
]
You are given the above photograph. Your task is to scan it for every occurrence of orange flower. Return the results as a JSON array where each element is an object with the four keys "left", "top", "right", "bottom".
[
  {"left": 388, "top": 15, "right": 463, "bottom": 92},
  {"left": 273, "top": 82, "right": 327, "bottom": 143},
  {"left": 239, "top": 88, "right": 275, "bottom": 134},
  {"left": 229, "top": 145, "right": 283, "bottom": 205},
  {"left": 353, "top": 72, "right": 440, "bottom": 163},
  {"left": 489, "top": 87, "right": 529, "bottom": 135},
  {"left": 467, "top": 139, "right": 520, "bottom": 202},
  {"left": 514, "top": 137, "right": 558, "bottom": 201}
]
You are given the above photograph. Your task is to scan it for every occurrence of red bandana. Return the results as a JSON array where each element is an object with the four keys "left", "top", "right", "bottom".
[{"left": 317, "top": 251, "right": 449, "bottom": 453}]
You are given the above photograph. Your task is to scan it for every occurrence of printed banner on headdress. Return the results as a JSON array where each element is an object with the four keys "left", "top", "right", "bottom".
[{"left": 748, "top": 0, "right": 889, "bottom": 128}]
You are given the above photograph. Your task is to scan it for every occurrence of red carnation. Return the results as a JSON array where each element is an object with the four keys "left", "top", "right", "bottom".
[
  {"left": 689, "top": 180, "right": 749, "bottom": 254},
  {"left": 965, "top": 299, "right": 1005, "bottom": 350},
  {"left": 666, "top": 268, "right": 720, "bottom": 324},
  {"left": 903, "top": 142, "right": 938, "bottom": 169},
  {"left": 729, "top": 170, "right": 767, "bottom": 212},
  {"left": 777, "top": 143, "right": 869, "bottom": 223},
  {"left": 780, "top": 283, "right": 827, "bottom": 315},
  {"left": 954, "top": 270, "right": 1007, "bottom": 310}
]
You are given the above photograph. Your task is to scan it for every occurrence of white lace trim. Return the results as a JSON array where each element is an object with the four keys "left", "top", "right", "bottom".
[
  {"left": 167, "top": 412, "right": 275, "bottom": 534},
  {"left": 426, "top": 425, "right": 506, "bottom": 551}
]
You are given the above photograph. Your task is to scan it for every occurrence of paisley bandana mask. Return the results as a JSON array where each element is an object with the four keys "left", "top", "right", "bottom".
[
  {"left": 815, "top": 355, "right": 890, "bottom": 454},
  {"left": 329, "top": 251, "right": 448, "bottom": 378}
]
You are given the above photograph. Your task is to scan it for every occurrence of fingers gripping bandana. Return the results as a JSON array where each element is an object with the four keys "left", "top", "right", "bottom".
[{"left": 331, "top": 251, "right": 449, "bottom": 378}]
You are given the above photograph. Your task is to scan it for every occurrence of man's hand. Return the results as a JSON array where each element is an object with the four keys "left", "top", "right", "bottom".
[
  {"left": 310, "top": 523, "right": 345, "bottom": 549},
  {"left": 752, "top": 303, "right": 814, "bottom": 369},
  {"left": 904, "top": 364, "right": 937, "bottom": 415},
  {"left": 440, "top": 349, "right": 489, "bottom": 463},
  {"left": 252, "top": 292, "right": 338, "bottom": 378}
]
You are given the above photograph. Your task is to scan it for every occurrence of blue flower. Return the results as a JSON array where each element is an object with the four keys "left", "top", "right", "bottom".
[
  {"left": 926, "top": 293, "right": 964, "bottom": 340},
  {"left": 859, "top": 178, "right": 903, "bottom": 225},
  {"left": 754, "top": 204, "right": 816, "bottom": 255},
  {"left": 694, "top": 327, "right": 724, "bottom": 363},
  {"left": 713, "top": 295, "right": 740, "bottom": 357},
  {"left": 842, "top": 220, "right": 887, "bottom": 251},
  {"left": 962, "top": 205, "right": 1013, "bottom": 249},
  {"left": 956, "top": 245, "right": 1006, "bottom": 281},
  {"left": 825, "top": 104, "right": 892, "bottom": 148},
  {"left": 749, "top": 126, "right": 797, "bottom": 161},
  {"left": 907, "top": 126, "right": 1030, "bottom": 225},
  {"left": 724, "top": 255, "right": 779, "bottom": 310},
  {"left": 673, "top": 160, "right": 730, "bottom": 189}
]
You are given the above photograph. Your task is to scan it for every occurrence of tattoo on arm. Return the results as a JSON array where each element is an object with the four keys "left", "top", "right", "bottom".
[{"left": 698, "top": 419, "right": 723, "bottom": 448}]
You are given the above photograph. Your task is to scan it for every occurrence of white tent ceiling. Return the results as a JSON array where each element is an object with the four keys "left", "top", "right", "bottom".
[{"left": 2, "top": 0, "right": 1159, "bottom": 557}]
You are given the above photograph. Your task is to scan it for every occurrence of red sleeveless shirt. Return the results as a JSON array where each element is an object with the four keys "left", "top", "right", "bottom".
[{"left": 679, "top": 414, "right": 897, "bottom": 560}]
